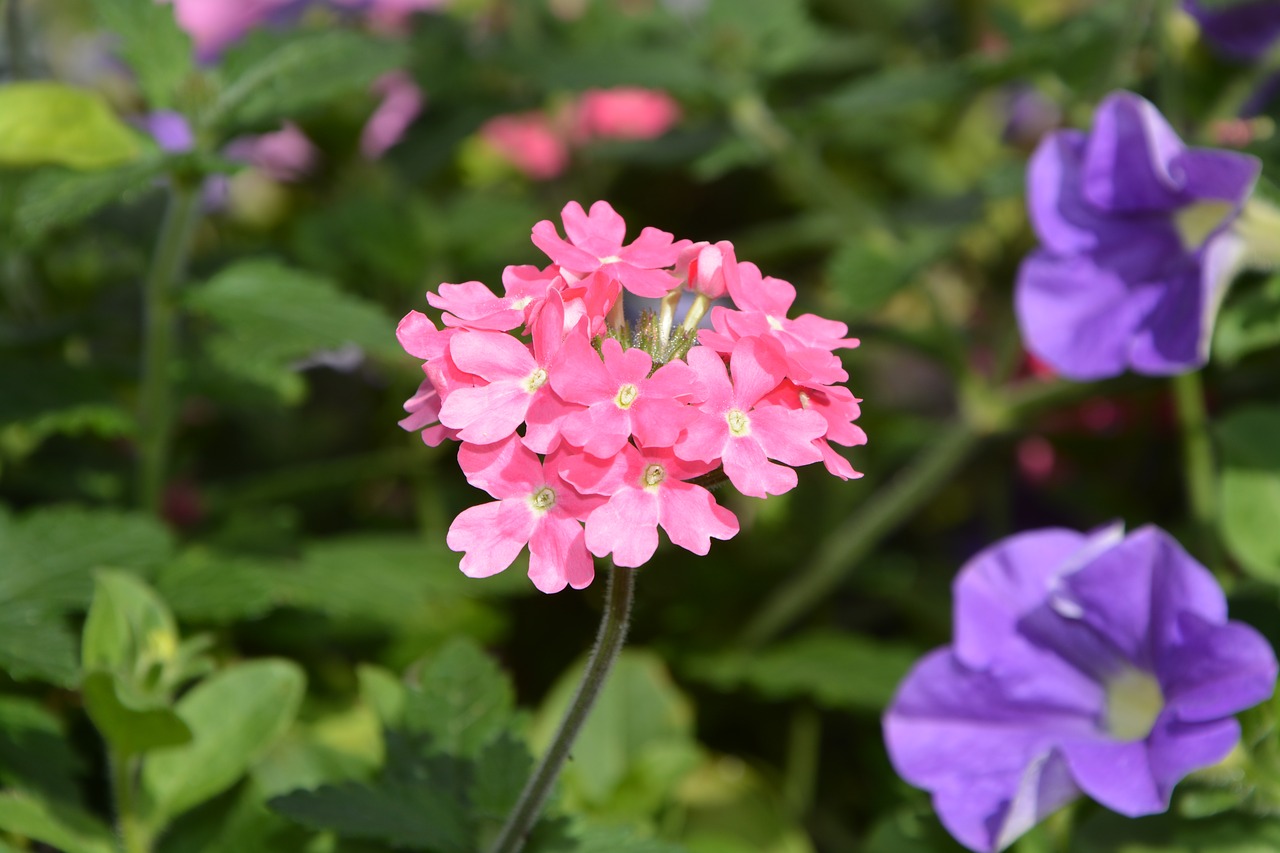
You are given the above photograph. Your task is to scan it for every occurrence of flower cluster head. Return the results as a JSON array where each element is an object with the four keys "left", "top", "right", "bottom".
[
  {"left": 884, "top": 524, "right": 1277, "bottom": 853},
  {"left": 1016, "top": 90, "right": 1259, "bottom": 380},
  {"left": 398, "top": 200, "right": 864, "bottom": 591}
]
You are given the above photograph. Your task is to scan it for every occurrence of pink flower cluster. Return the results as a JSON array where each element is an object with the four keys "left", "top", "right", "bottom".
[
  {"left": 478, "top": 88, "right": 682, "bottom": 181},
  {"left": 398, "top": 201, "right": 864, "bottom": 592}
]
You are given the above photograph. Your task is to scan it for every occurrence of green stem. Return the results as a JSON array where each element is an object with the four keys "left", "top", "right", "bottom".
[
  {"left": 137, "top": 181, "right": 202, "bottom": 515},
  {"left": 782, "top": 704, "right": 821, "bottom": 819},
  {"left": 738, "top": 421, "right": 981, "bottom": 648},
  {"left": 111, "top": 754, "right": 149, "bottom": 853},
  {"left": 5, "top": 0, "right": 27, "bottom": 80},
  {"left": 487, "top": 565, "right": 637, "bottom": 853},
  {"left": 1171, "top": 371, "right": 1222, "bottom": 568}
]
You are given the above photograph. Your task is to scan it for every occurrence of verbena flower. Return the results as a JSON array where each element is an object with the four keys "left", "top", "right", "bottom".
[
  {"left": 883, "top": 524, "right": 1277, "bottom": 853},
  {"left": 398, "top": 200, "right": 864, "bottom": 589},
  {"left": 1015, "top": 91, "right": 1259, "bottom": 380}
]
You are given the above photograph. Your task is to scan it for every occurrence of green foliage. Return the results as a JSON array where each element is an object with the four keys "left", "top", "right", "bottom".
[
  {"left": 1215, "top": 275, "right": 1280, "bottom": 365},
  {"left": 0, "top": 791, "right": 115, "bottom": 853},
  {"left": 686, "top": 631, "right": 918, "bottom": 712},
  {"left": 0, "top": 697, "right": 84, "bottom": 803},
  {"left": 94, "top": 0, "right": 194, "bottom": 109},
  {"left": 185, "top": 260, "right": 401, "bottom": 403},
  {"left": 1217, "top": 407, "right": 1280, "bottom": 581},
  {"left": 143, "top": 659, "right": 306, "bottom": 820},
  {"left": 14, "top": 159, "right": 166, "bottom": 242},
  {"left": 403, "top": 638, "right": 516, "bottom": 758},
  {"left": 0, "top": 83, "right": 142, "bottom": 169},
  {"left": 1070, "top": 811, "right": 1280, "bottom": 853},
  {"left": 0, "top": 507, "right": 172, "bottom": 686}
]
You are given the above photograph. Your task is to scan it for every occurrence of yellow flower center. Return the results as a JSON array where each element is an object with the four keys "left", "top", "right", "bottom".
[
  {"left": 524, "top": 368, "right": 548, "bottom": 392},
  {"left": 726, "top": 408, "right": 750, "bottom": 437},
  {"left": 529, "top": 486, "right": 556, "bottom": 512},
  {"left": 643, "top": 463, "right": 666, "bottom": 488},
  {"left": 616, "top": 383, "right": 639, "bottom": 409},
  {"left": 1104, "top": 668, "right": 1164, "bottom": 742}
]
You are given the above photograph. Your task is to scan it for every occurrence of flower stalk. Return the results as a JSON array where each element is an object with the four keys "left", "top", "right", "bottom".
[
  {"left": 137, "top": 179, "right": 203, "bottom": 515},
  {"left": 1171, "top": 370, "right": 1222, "bottom": 569},
  {"left": 487, "top": 564, "right": 637, "bottom": 853}
]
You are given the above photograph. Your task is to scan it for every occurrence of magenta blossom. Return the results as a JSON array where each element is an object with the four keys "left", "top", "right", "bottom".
[
  {"left": 398, "top": 200, "right": 862, "bottom": 590},
  {"left": 884, "top": 524, "right": 1277, "bottom": 852},
  {"left": 571, "top": 87, "right": 682, "bottom": 143},
  {"left": 478, "top": 112, "right": 570, "bottom": 181}
]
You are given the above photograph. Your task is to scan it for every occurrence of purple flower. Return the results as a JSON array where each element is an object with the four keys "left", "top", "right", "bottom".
[
  {"left": 143, "top": 110, "right": 196, "bottom": 154},
  {"left": 1184, "top": 0, "right": 1280, "bottom": 61},
  {"left": 1015, "top": 91, "right": 1259, "bottom": 380},
  {"left": 883, "top": 524, "right": 1277, "bottom": 853}
]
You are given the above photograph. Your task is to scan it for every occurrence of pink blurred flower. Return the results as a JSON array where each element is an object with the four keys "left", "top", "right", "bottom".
[
  {"left": 361, "top": 71, "right": 424, "bottom": 159},
  {"left": 226, "top": 122, "right": 319, "bottom": 181},
  {"left": 479, "top": 112, "right": 571, "bottom": 180},
  {"left": 572, "top": 87, "right": 681, "bottom": 143},
  {"left": 162, "top": 0, "right": 298, "bottom": 61}
]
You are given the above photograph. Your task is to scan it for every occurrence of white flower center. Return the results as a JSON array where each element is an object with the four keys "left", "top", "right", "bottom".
[
  {"left": 726, "top": 408, "right": 750, "bottom": 437},
  {"left": 766, "top": 315, "right": 784, "bottom": 331},
  {"left": 599, "top": 254, "right": 622, "bottom": 265},
  {"left": 529, "top": 486, "right": 556, "bottom": 512},
  {"left": 524, "top": 367, "right": 548, "bottom": 392},
  {"left": 510, "top": 296, "right": 533, "bottom": 310},
  {"left": 643, "top": 463, "right": 666, "bottom": 488},
  {"left": 1104, "top": 668, "right": 1164, "bottom": 742},
  {"left": 615, "top": 383, "right": 639, "bottom": 409}
]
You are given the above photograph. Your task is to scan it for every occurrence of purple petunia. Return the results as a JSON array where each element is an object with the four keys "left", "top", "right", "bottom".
[
  {"left": 883, "top": 524, "right": 1277, "bottom": 853},
  {"left": 1015, "top": 91, "right": 1259, "bottom": 380},
  {"left": 1184, "top": 0, "right": 1280, "bottom": 62}
]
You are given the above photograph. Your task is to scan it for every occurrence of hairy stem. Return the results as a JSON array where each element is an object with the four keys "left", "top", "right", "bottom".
[
  {"left": 487, "top": 565, "right": 637, "bottom": 853},
  {"left": 137, "top": 181, "right": 203, "bottom": 515},
  {"left": 111, "top": 754, "right": 150, "bottom": 853},
  {"left": 1172, "top": 371, "right": 1222, "bottom": 568}
]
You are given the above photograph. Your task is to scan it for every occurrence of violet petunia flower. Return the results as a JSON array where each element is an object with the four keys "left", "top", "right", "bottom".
[
  {"left": 1015, "top": 91, "right": 1259, "bottom": 380},
  {"left": 883, "top": 524, "right": 1277, "bottom": 853},
  {"left": 1183, "top": 0, "right": 1280, "bottom": 61}
]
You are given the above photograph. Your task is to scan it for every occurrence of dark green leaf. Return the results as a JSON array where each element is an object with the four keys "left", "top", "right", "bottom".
[
  {"left": 1071, "top": 810, "right": 1280, "bottom": 853},
  {"left": 469, "top": 732, "right": 532, "bottom": 820},
  {"left": 1214, "top": 276, "right": 1280, "bottom": 366},
  {"left": 15, "top": 159, "right": 166, "bottom": 242},
  {"left": 404, "top": 638, "right": 515, "bottom": 758},
  {"left": 94, "top": 0, "right": 194, "bottom": 108},
  {"left": 684, "top": 631, "right": 919, "bottom": 712},
  {"left": 0, "top": 696, "right": 85, "bottom": 804},
  {"left": 1217, "top": 407, "right": 1280, "bottom": 581}
]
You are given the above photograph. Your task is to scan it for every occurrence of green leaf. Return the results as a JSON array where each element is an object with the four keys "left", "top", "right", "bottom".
[
  {"left": 268, "top": 730, "right": 473, "bottom": 852},
  {"left": 185, "top": 260, "right": 400, "bottom": 403},
  {"left": 827, "top": 229, "right": 956, "bottom": 317},
  {"left": 1071, "top": 810, "right": 1280, "bottom": 852},
  {"left": 358, "top": 664, "right": 407, "bottom": 728},
  {"left": 94, "top": 0, "right": 193, "bottom": 109},
  {"left": 532, "top": 650, "right": 698, "bottom": 811},
  {"left": 1217, "top": 406, "right": 1280, "bottom": 582},
  {"left": 208, "top": 29, "right": 408, "bottom": 131},
  {"left": 404, "top": 638, "right": 515, "bottom": 758},
  {"left": 1213, "top": 275, "right": 1280, "bottom": 365},
  {"left": 14, "top": 159, "right": 166, "bottom": 242},
  {"left": 0, "top": 83, "right": 141, "bottom": 169},
  {"left": 0, "top": 791, "right": 115, "bottom": 853},
  {"left": 685, "top": 630, "right": 919, "bottom": 712},
  {"left": 469, "top": 732, "right": 532, "bottom": 820},
  {"left": 82, "top": 569, "right": 179, "bottom": 673},
  {"left": 81, "top": 671, "right": 192, "bottom": 756},
  {"left": 0, "top": 696, "right": 85, "bottom": 803},
  {"left": 0, "top": 507, "right": 172, "bottom": 686},
  {"left": 144, "top": 659, "right": 306, "bottom": 820}
]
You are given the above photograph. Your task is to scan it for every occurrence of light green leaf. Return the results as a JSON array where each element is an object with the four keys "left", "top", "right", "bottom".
[
  {"left": 533, "top": 650, "right": 697, "bottom": 810},
  {"left": 185, "top": 260, "right": 399, "bottom": 403},
  {"left": 15, "top": 159, "right": 166, "bottom": 242},
  {"left": 268, "top": 731, "right": 473, "bottom": 852},
  {"left": 0, "top": 83, "right": 141, "bottom": 169},
  {"left": 81, "top": 672, "right": 192, "bottom": 757},
  {"left": 1217, "top": 406, "right": 1280, "bottom": 582},
  {"left": 82, "top": 570, "right": 179, "bottom": 674},
  {"left": 358, "top": 664, "right": 407, "bottom": 728},
  {"left": 0, "top": 791, "right": 115, "bottom": 853},
  {"left": 95, "top": 0, "right": 193, "bottom": 108},
  {"left": 685, "top": 631, "right": 918, "bottom": 712},
  {"left": 469, "top": 732, "right": 532, "bottom": 821},
  {"left": 404, "top": 638, "right": 515, "bottom": 758},
  {"left": 144, "top": 659, "right": 306, "bottom": 820},
  {"left": 1213, "top": 275, "right": 1280, "bottom": 365},
  {"left": 208, "top": 29, "right": 408, "bottom": 131}
]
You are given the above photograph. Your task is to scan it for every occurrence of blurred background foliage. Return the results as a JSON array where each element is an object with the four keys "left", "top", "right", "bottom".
[{"left": 4, "top": 0, "right": 1280, "bottom": 851}]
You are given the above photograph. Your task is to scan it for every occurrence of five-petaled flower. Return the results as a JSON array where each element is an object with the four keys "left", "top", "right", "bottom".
[
  {"left": 1015, "top": 91, "right": 1259, "bottom": 380},
  {"left": 883, "top": 524, "right": 1278, "bottom": 853}
]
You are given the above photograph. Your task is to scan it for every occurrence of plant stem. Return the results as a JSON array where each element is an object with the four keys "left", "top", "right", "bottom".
[
  {"left": 111, "top": 754, "right": 149, "bottom": 853},
  {"left": 782, "top": 704, "right": 821, "bottom": 819},
  {"left": 137, "top": 180, "right": 202, "bottom": 515},
  {"left": 4, "top": 0, "right": 27, "bottom": 80},
  {"left": 487, "top": 565, "right": 637, "bottom": 853},
  {"left": 1171, "top": 371, "right": 1222, "bottom": 568},
  {"left": 738, "top": 421, "right": 981, "bottom": 648}
]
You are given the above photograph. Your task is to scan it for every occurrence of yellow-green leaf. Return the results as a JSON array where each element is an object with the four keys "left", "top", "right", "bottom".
[{"left": 0, "top": 83, "right": 141, "bottom": 170}]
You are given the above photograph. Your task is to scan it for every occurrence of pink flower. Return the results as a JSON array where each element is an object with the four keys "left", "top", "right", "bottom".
[
  {"left": 678, "top": 241, "right": 738, "bottom": 300},
  {"left": 226, "top": 122, "right": 319, "bottom": 182},
  {"left": 572, "top": 87, "right": 681, "bottom": 143},
  {"left": 677, "top": 339, "right": 827, "bottom": 498},
  {"left": 531, "top": 200, "right": 687, "bottom": 298},
  {"left": 479, "top": 112, "right": 570, "bottom": 180},
  {"left": 361, "top": 71, "right": 424, "bottom": 159},
  {"left": 162, "top": 0, "right": 292, "bottom": 61},
  {"left": 562, "top": 444, "right": 739, "bottom": 568},
  {"left": 551, "top": 336, "right": 701, "bottom": 457},
  {"left": 447, "top": 436, "right": 600, "bottom": 593}
]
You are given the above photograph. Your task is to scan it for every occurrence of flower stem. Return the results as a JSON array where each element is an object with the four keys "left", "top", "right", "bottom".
[
  {"left": 111, "top": 753, "right": 150, "bottom": 853},
  {"left": 487, "top": 565, "right": 637, "bottom": 853},
  {"left": 782, "top": 704, "right": 821, "bottom": 819},
  {"left": 137, "top": 180, "right": 202, "bottom": 515},
  {"left": 4, "top": 0, "right": 28, "bottom": 80},
  {"left": 1171, "top": 371, "right": 1222, "bottom": 568},
  {"left": 738, "top": 421, "right": 980, "bottom": 648}
]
